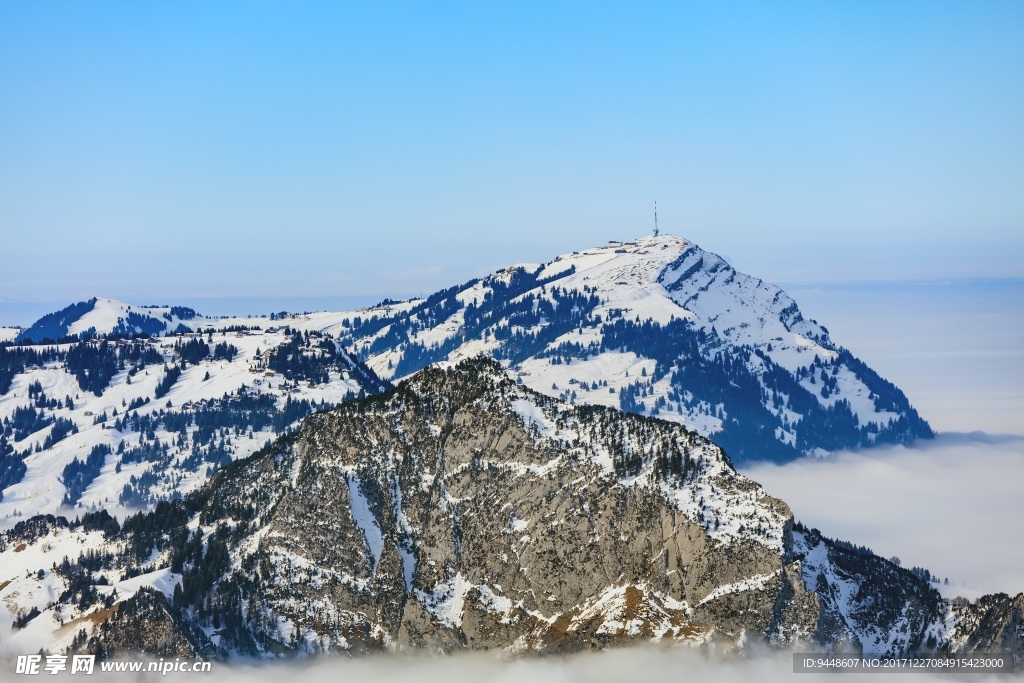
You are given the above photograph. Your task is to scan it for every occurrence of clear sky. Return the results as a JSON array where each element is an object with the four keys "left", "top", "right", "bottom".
[{"left": 1, "top": 1, "right": 1022, "bottom": 317}]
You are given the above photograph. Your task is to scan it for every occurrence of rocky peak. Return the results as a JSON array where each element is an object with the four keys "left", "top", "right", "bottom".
[{"left": 0, "top": 358, "right": 1017, "bottom": 661}]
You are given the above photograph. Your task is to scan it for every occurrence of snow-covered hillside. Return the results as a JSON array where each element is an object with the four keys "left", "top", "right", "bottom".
[
  {"left": 0, "top": 360, "right": 1011, "bottom": 661},
  {"left": 0, "top": 327, "right": 385, "bottom": 526},
  {"left": 15, "top": 298, "right": 205, "bottom": 343},
  {"left": 308, "top": 235, "right": 932, "bottom": 461},
  {"left": 1, "top": 234, "right": 933, "bottom": 524}
]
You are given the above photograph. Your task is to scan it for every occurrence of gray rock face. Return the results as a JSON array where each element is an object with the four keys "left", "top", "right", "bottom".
[
  {"left": 168, "top": 358, "right": 1004, "bottom": 659},
  {"left": 948, "top": 593, "right": 1024, "bottom": 660},
  {"left": 0, "top": 358, "right": 1018, "bottom": 662},
  {"left": 82, "top": 588, "right": 202, "bottom": 659},
  {"left": 195, "top": 358, "right": 803, "bottom": 654}
]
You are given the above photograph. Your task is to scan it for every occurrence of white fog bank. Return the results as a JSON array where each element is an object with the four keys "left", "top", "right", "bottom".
[
  {"left": 744, "top": 433, "right": 1024, "bottom": 599},
  {"left": 2, "top": 646, "right": 1008, "bottom": 683}
]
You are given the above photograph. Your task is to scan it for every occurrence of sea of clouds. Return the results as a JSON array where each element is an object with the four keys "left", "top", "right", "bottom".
[
  {"left": 3, "top": 645, "right": 1008, "bottom": 683},
  {"left": 744, "top": 433, "right": 1024, "bottom": 599}
]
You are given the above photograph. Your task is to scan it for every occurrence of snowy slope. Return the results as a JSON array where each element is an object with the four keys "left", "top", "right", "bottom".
[
  {"left": 15, "top": 298, "right": 205, "bottom": 342},
  {"left": 2, "top": 358, "right": 788, "bottom": 656},
  {"left": 0, "top": 359, "right": 1009, "bottom": 661},
  {"left": 792, "top": 527, "right": 951, "bottom": 656},
  {"left": 67, "top": 299, "right": 192, "bottom": 337},
  {"left": 0, "top": 328, "right": 385, "bottom": 527},
  {"left": 284, "top": 235, "right": 932, "bottom": 461},
  {"left": 1, "top": 234, "right": 933, "bottom": 526}
]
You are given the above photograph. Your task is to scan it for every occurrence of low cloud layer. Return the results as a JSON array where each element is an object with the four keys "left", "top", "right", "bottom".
[
  {"left": 2, "top": 437, "right": 1019, "bottom": 682},
  {"left": 215, "top": 648, "right": 1009, "bottom": 683},
  {"left": 2, "top": 646, "right": 1007, "bottom": 683},
  {"left": 743, "top": 433, "right": 1024, "bottom": 598},
  {"left": 785, "top": 279, "right": 1024, "bottom": 435}
]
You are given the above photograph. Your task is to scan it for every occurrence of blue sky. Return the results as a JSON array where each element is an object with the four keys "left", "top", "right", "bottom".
[
  {"left": 1, "top": 2, "right": 1021, "bottom": 600},
  {"left": 1, "top": 1, "right": 1022, "bottom": 320}
]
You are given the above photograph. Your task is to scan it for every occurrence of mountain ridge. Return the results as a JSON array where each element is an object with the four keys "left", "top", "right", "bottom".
[
  {"left": 0, "top": 358, "right": 1016, "bottom": 661},
  {"left": 326, "top": 235, "right": 933, "bottom": 460},
  {"left": 0, "top": 235, "right": 931, "bottom": 527},
  {"left": 15, "top": 298, "right": 202, "bottom": 344}
]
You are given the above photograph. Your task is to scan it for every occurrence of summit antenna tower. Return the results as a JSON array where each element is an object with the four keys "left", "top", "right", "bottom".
[{"left": 654, "top": 201, "right": 659, "bottom": 237}]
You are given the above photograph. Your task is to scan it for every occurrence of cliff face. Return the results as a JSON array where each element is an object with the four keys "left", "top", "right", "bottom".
[
  {"left": 197, "top": 357, "right": 801, "bottom": 654},
  {"left": 159, "top": 358, "right": 946, "bottom": 656},
  {"left": 0, "top": 359, "right": 1016, "bottom": 661},
  {"left": 86, "top": 588, "right": 202, "bottom": 659},
  {"left": 947, "top": 593, "right": 1024, "bottom": 661}
]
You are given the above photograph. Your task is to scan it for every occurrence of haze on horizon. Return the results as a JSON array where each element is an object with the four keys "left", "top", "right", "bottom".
[
  {"left": 1, "top": 5, "right": 1023, "bottom": 672},
  {"left": 1, "top": 1, "right": 1022, "bottom": 309}
]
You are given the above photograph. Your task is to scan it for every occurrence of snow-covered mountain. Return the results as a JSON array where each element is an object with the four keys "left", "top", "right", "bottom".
[
  {"left": 320, "top": 235, "right": 933, "bottom": 461},
  {"left": 15, "top": 298, "right": 203, "bottom": 343},
  {"left": 0, "top": 325, "right": 387, "bottom": 525},
  {"left": 0, "top": 235, "right": 934, "bottom": 525},
  {"left": 0, "top": 359, "right": 1016, "bottom": 660}
]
